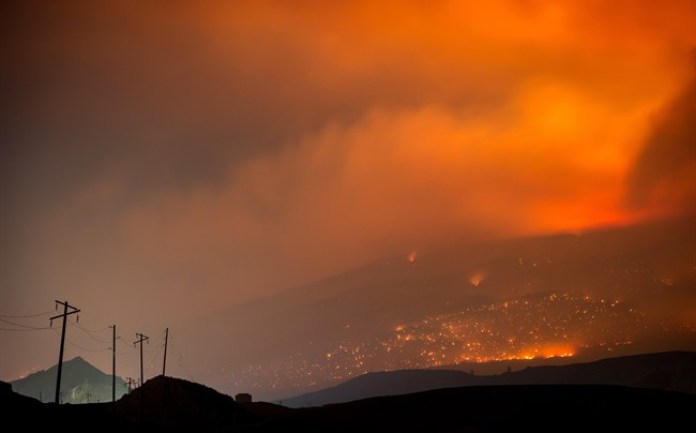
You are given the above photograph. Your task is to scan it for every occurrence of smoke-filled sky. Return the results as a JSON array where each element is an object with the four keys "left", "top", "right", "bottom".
[{"left": 1, "top": 1, "right": 696, "bottom": 381}]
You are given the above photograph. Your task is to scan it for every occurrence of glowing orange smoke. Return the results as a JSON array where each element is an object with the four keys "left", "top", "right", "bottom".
[{"left": 407, "top": 251, "right": 417, "bottom": 263}]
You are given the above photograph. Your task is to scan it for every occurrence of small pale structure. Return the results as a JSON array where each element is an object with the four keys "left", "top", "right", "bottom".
[{"left": 235, "top": 392, "right": 252, "bottom": 403}]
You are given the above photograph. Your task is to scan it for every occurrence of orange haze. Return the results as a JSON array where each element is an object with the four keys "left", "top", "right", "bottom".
[{"left": 2, "top": 0, "right": 696, "bottom": 386}]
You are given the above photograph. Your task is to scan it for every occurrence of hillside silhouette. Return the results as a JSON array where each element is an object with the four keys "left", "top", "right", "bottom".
[
  {"left": 2, "top": 375, "right": 694, "bottom": 432},
  {"left": 280, "top": 351, "right": 696, "bottom": 407},
  {"left": 115, "top": 375, "right": 250, "bottom": 430},
  {"left": 1, "top": 380, "right": 132, "bottom": 432}
]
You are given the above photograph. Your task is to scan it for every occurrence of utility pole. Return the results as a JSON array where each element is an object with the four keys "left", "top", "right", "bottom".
[
  {"left": 125, "top": 377, "right": 134, "bottom": 393},
  {"left": 111, "top": 324, "right": 116, "bottom": 403},
  {"left": 134, "top": 333, "right": 149, "bottom": 387},
  {"left": 50, "top": 300, "right": 80, "bottom": 404},
  {"left": 163, "top": 328, "right": 169, "bottom": 376}
]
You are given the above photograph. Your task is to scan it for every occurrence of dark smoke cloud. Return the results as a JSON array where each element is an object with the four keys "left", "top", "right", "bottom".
[{"left": 626, "top": 61, "right": 696, "bottom": 215}]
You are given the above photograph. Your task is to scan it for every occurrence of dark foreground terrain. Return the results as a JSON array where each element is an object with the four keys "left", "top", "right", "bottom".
[
  {"left": 2, "top": 375, "right": 694, "bottom": 432},
  {"left": 282, "top": 350, "right": 696, "bottom": 407}
]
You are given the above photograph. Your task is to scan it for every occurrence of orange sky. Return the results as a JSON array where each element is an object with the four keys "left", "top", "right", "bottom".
[
  {"left": 113, "top": 0, "right": 696, "bottom": 299},
  {"left": 1, "top": 0, "right": 696, "bottom": 381}
]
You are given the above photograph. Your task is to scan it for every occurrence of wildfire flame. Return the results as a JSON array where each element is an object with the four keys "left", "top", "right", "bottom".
[{"left": 469, "top": 271, "right": 486, "bottom": 287}]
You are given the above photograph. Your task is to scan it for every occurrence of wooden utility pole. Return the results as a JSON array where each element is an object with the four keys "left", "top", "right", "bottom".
[
  {"left": 134, "top": 333, "right": 149, "bottom": 387},
  {"left": 111, "top": 324, "right": 116, "bottom": 403},
  {"left": 163, "top": 328, "right": 169, "bottom": 376},
  {"left": 50, "top": 300, "right": 80, "bottom": 404}
]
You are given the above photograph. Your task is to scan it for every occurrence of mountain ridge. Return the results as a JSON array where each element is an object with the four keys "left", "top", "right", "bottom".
[
  {"left": 279, "top": 350, "right": 696, "bottom": 407},
  {"left": 179, "top": 215, "right": 696, "bottom": 400}
]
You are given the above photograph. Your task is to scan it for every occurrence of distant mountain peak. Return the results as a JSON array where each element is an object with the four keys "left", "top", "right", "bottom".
[
  {"left": 11, "top": 356, "right": 129, "bottom": 404},
  {"left": 63, "top": 355, "right": 91, "bottom": 368}
]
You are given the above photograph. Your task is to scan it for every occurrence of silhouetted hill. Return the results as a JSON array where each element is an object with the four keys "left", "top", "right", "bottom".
[
  {"left": 246, "top": 385, "right": 696, "bottom": 432},
  {"left": 1, "top": 379, "right": 41, "bottom": 407},
  {"left": 3, "top": 376, "right": 694, "bottom": 432},
  {"left": 10, "top": 356, "right": 128, "bottom": 403},
  {"left": 491, "top": 350, "right": 696, "bottom": 391},
  {"left": 2, "top": 375, "right": 281, "bottom": 432},
  {"left": 280, "top": 351, "right": 696, "bottom": 407},
  {"left": 1, "top": 379, "right": 133, "bottom": 432},
  {"left": 114, "top": 375, "right": 261, "bottom": 431},
  {"left": 280, "top": 369, "right": 476, "bottom": 407}
]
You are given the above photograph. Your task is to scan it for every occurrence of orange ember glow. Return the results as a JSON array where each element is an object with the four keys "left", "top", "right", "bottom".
[
  {"left": 456, "top": 345, "right": 576, "bottom": 364},
  {"left": 407, "top": 251, "right": 418, "bottom": 263},
  {"left": 469, "top": 271, "right": 486, "bottom": 287},
  {"left": 516, "top": 345, "right": 576, "bottom": 361}
]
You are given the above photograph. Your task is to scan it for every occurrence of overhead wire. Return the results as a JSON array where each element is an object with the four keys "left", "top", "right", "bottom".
[
  {"left": 73, "top": 322, "right": 111, "bottom": 344},
  {"left": 116, "top": 336, "right": 136, "bottom": 355},
  {"left": 0, "top": 326, "right": 53, "bottom": 332},
  {"left": 168, "top": 336, "right": 194, "bottom": 381},
  {"left": 50, "top": 328, "right": 109, "bottom": 353},
  {"left": 0, "top": 309, "right": 54, "bottom": 319},
  {"left": 3, "top": 310, "right": 182, "bottom": 379},
  {"left": 65, "top": 339, "right": 110, "bottom": 353},
  {"left": 146, "top": 342, "right": 164, "bottom": 371},
  {"left": 0, "top": 317, "right": 53, "bottom": 331},
  {"left": 117, "top": 336, "right": 136, "bottom": 351},
  {"left": 74, "top": 323, "right": 111, "bottom": 333}
]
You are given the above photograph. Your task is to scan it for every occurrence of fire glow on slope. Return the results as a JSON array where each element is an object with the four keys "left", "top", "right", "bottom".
[{"left": 221, "top": 292, "right": 681, "bottom": 394}]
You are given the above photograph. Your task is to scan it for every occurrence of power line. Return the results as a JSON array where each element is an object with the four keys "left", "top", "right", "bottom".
[
  {"left": 0, "top": 327, "right": 53, "bottom": 332},
  {"left": 0, "top": 309, "right": 54, "bottom": 318},
  {"left": 65, "top": 337, "right": 109, "bottom": 353},
  {"left": 117, "top": 336, "right": 136, "bottom": 351},
  {"left": 50, "top": 328, "right": 108, "bottom": 353},
  {"left": 139, "top": 329, "right": 166, "bottom": 358},
  {"left": 73, "top": 322, "right": 111, "bottom": 344},
  {"left": 168, "top": 337, "right": 194, "bottom": 381},
  {"left": 0, "top": 318, "right": 52, "bottom": 330},
  {"left": 146, "top": 342, "right": 163, "bottom": 370},
  {"left": 74, "top": 323, "right": 111, "bottom": 333}
]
